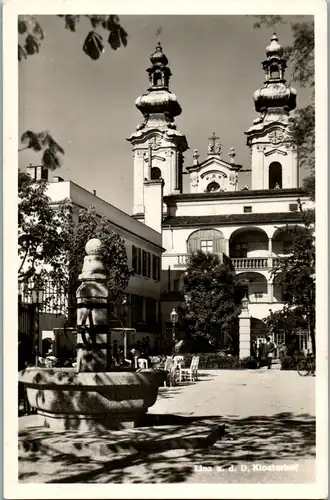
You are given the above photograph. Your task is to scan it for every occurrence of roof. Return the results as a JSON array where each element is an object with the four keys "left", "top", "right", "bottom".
[
  {"left": 162, "top": 211, "right": 310, "bottom": 228},
  {"left": 185, "top": 155, "right": 241, "bottom": 172},
  {"left": 164, "top": 188, "right": 306, "bottom": 204}
]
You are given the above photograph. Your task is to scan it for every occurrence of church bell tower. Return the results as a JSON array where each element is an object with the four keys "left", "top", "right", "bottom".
[
  {"left": 127, "top": 41, "right": 188, "bottom": 223},
  {"left": 245, "top": 34, "right": 298, "bottom": 190}
]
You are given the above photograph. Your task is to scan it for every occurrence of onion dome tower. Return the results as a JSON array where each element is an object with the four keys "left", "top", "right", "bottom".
[
  {"left": 245, "top": 34, "right": 298, "bottom": 190},
  {"left": 128, "top": 41, "right": 188, "bottom": 220}
]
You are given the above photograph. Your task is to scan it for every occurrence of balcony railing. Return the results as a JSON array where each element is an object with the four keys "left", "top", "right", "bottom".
[
  {"left": 172, "top": 254, "right": 285, "bottom": 270},
  {"left": 231, "top": 257, "right": 268, "bottom": 270},
  {"left": 176, "top": 254, "right": 189, "bottom": 266}
]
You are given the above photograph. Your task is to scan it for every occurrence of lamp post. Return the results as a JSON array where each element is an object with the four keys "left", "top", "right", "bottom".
[
  {"left": 241, "top": 294, "right": 249, "bottom": 311},
  {"left": 31, "top": 285, "right": 44, "bottom": 366},
  {"left": 170, "top": 308, "right": 178, "bottom": 354}
]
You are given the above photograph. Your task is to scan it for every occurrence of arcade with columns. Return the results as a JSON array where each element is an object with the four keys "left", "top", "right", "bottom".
[{"left": 127, "top": 34, "right": 314, "bottom": 352}]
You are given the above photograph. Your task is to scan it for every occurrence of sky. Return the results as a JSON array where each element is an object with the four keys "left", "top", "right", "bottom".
[{"left": 19, "top": 15, "right": 313, "bottom": 214}]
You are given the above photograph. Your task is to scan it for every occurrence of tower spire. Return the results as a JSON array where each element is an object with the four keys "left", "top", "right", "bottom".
[
  {"left": 156, "top": 26, "right": 162, "bottom": 45},
  {"left": 245, "top": 34, "right": 299, "bottom": 191},
  {"left": 252, "top": 33, "right": 296, "bottom": 122},
  {"left": 133, "top": 41, "right": 182, "bottom": 132}
]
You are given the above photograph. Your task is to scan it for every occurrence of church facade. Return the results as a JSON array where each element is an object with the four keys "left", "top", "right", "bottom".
[{"left": 127, "top": 34, "right": 314, "bottom": 340}]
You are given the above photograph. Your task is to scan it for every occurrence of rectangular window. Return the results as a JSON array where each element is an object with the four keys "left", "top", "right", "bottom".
[
  {"left": 132, "top": 245, "right": 137, "bottom": 273},
  {"left": 157, "top": 256, "right": 161, "bottom": 281},
  {"left": 142, "top": 250, "right": 147, "bottom": 277},
  {"left": 152, "top": 255, "right": 161, "bottom": 281},
  {"left": 147, "top": 252, "right": 151, "bottom": 278},
  {"left": 137, "top": 248, "right": 142, "bottom": 275},
  {"left": 152, "top": 254, "right": 157, "bottom": 280},
  {"left": 289, "top": 203, "right": 298, "bottom": 212},
  {"left": 235, "top": 243, "right": 248, "bottom": 258},
  {"left": 200, "top": 239, "right": 213, "bottom": 253},
  {"left": 243, "top": 206, "right": 252, "bottom": 213},
  {"left": 131, "top": 294, "right": 144, "bottom": 324},
  {"left": 145, "top": 297, "right": 157, "bottom": 325}
]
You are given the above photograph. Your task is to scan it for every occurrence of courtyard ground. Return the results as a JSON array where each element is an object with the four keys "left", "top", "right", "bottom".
[{"left": 19, "top": 367, "right": 315, "bottom": 484}]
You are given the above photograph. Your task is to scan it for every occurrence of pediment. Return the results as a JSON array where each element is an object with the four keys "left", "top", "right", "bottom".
[
  {"left": 264, "top": 148, "right": 287, "bottom": 157},
  {"left": 187, "top": 156, "right": 234, "bottom": 173},
  {"left": 144, "top": 154, "right": 166, "bottom": 162}
]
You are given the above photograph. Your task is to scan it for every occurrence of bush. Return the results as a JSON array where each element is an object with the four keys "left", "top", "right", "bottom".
[
  {"left": 240, "top": 356, "right": 258, "bottom": 369},
  {"left": 180, "top": 353, "right": 256, "bottom": 370},
  {"left": 281, "top": 355, "right": 305, "bottom": 370}
]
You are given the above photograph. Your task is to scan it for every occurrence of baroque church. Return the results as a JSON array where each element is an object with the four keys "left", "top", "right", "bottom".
[
  {"left": 23, "top": 34, "right": 314, "bottom": 356},
  {"left": 127, "top": 33, "right": 313, "bottom": 343}
]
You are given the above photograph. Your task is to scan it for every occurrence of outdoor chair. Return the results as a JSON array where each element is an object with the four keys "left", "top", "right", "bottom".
[
  {"left": 173, "top": 355, "right": 185, "bottom": 383},
  {"left": 163, "top": 356, "right": 177, "bottom": 387},
  {"left": 137, "top": 358, "right": 148, "bottom": 369},
  {"left": 181, "top": 356, "right": 200, "bottom": 382}
]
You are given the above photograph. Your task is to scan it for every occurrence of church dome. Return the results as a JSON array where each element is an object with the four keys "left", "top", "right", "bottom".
[
  {"left": 266, "top": 33, "right": 284, "bottom": 58},
  {"left": 134, "top": 41, "right": 183, "bottom": 127},
  {"left": 135, "top": 90, "right": 182, "bottom": 117},
  {"left": 254, "top": 82, "right": 297, "bottom": 112},
  {"left": 150, "top": 42, "right": 168, "bottom": 66},
  {"left": 253, "top": 34, "right": 297, "bottom": 113}
]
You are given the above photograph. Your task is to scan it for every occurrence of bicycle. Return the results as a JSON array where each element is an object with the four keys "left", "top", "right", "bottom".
[{"left": 297, "top": 354, "right": 315, "bottom": 376}]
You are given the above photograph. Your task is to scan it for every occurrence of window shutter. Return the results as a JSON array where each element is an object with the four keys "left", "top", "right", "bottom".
[
  {"left": 137, "top": 248, "right": 141, "bottom": 275},
  {"left": 187, "top": 233, "right": 199, "bottom": 253},
  {"left": 188, "top": 229, "right": 224, "bottom": 254},
  {"left": 132, "top": 245, "right": 137, "bottom": 272}
]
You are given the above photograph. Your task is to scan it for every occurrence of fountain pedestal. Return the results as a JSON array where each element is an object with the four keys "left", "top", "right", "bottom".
[
  {"left": 19, "top": 238, "right": 165, "bottom": 431},
  {"left": 19, "top": 367, "right": 165, "bottom": 431}
]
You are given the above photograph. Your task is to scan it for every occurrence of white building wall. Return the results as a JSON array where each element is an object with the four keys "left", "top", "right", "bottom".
[
  {"left": 249, "top": 130, "right": 298, "bottom": 191},
  {"left": 47, "top": 180, "right": 164, "bottom": 302},
  {"left": 248, "top": 302, "right": 284, "bottom": 320},
  {"left": 168, "top": 196, "right": 312, "bottom": 217},
  {"left": 47, "top": 180, "right": 163, "bottom": 248},
  {"left": 161, "top": 220, "right": 307, "bottom": 263}
]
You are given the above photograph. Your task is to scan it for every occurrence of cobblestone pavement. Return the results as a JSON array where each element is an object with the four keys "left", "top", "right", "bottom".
[{"left": 19, "top": 368, "right": 316, "bottom": 484}]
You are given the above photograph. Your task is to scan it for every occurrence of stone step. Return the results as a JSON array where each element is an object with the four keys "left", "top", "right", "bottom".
[{"left": 19, "top": 422, "right": 224, "bottom": 463}]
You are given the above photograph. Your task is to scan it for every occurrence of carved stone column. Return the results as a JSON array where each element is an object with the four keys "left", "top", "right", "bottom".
[{"left": 76, "top": 238, "right": 111, "bottom": 372}]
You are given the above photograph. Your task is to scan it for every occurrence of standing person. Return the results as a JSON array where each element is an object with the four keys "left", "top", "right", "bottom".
[
  {"left": 265, "top": 336, "right": 276, "bottom": 369},
  {"left": 255, "top": 339, "right": 261, "bottom": 369}
]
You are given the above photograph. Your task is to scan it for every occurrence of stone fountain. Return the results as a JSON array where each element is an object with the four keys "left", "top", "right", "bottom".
[{"left": 19, "top": 238, "right": 166, "bottom": 431}]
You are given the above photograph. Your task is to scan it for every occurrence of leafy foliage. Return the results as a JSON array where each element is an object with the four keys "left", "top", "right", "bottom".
[
  {"left": 179, "top": 251, "right": 244, "bottom": 349},
  {"left": 18, "top": 15, "right": 128, "bottom": 62},
  {"left": 59, "top": 205, "right": 133, "bottom": 303},
  {"left": 281, "top": 355, "right": 306, "bottom": 370},
  {"left": 290, "top": 105, "right": 315, "bottom": 200},
  {"left": 18, "top": 175, "right": 133, "bottom": 321},
  {"left": 20, "top": 131, "right": 65, "bottom": 170},
  {"left": 267, "top": 202, "right": 315, "bottom": 352},
  {"left": 253, "top": 16, "right": 315, "bottom": 200},
  {"left": 182, "top": 353, "right": 256, "bottom": 370},
  {"left": 18, "top": 16, "right": 44, "bottom": 61},
  {"left": 18, "top": 172, "right": 67, "bottom": 287},
  {"left": 264, "top": 306, "right": 309, "bottom": 335}
]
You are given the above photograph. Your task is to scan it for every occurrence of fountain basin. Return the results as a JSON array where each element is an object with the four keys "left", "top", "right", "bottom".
[{"left": 19, "top": 367, "right": 166, "bottom": 431}]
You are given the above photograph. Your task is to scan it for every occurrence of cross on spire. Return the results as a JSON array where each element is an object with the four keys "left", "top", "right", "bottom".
[
  {"left": 208, "top": 132, "right": 221, "bottom": 156},
  {"left": 156, "top": 27, "right": 162, "bottom": 44}
]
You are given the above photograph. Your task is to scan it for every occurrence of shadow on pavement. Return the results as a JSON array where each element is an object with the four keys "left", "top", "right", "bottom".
[{"left": 19, "top": 411, "right": 315, "bottom": 484}]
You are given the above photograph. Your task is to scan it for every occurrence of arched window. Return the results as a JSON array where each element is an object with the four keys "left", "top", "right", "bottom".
[
  {"left": 151, "top": 167, "right": 161, "bottom": 180},
  {"left": 269, "top": 162, "right": 282, "bottom": 189},
  {"left": 153, "top": 72, "right": 162, "bottom": 86},
  {"left": 187, "top": 229, "right": 225, "bottom": 255},
  {"left": 270, "top": 63, "right": 280, "bottom": 79},
  {"left": 206, "top": 181, "right": 220, "bottom": 192}
]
